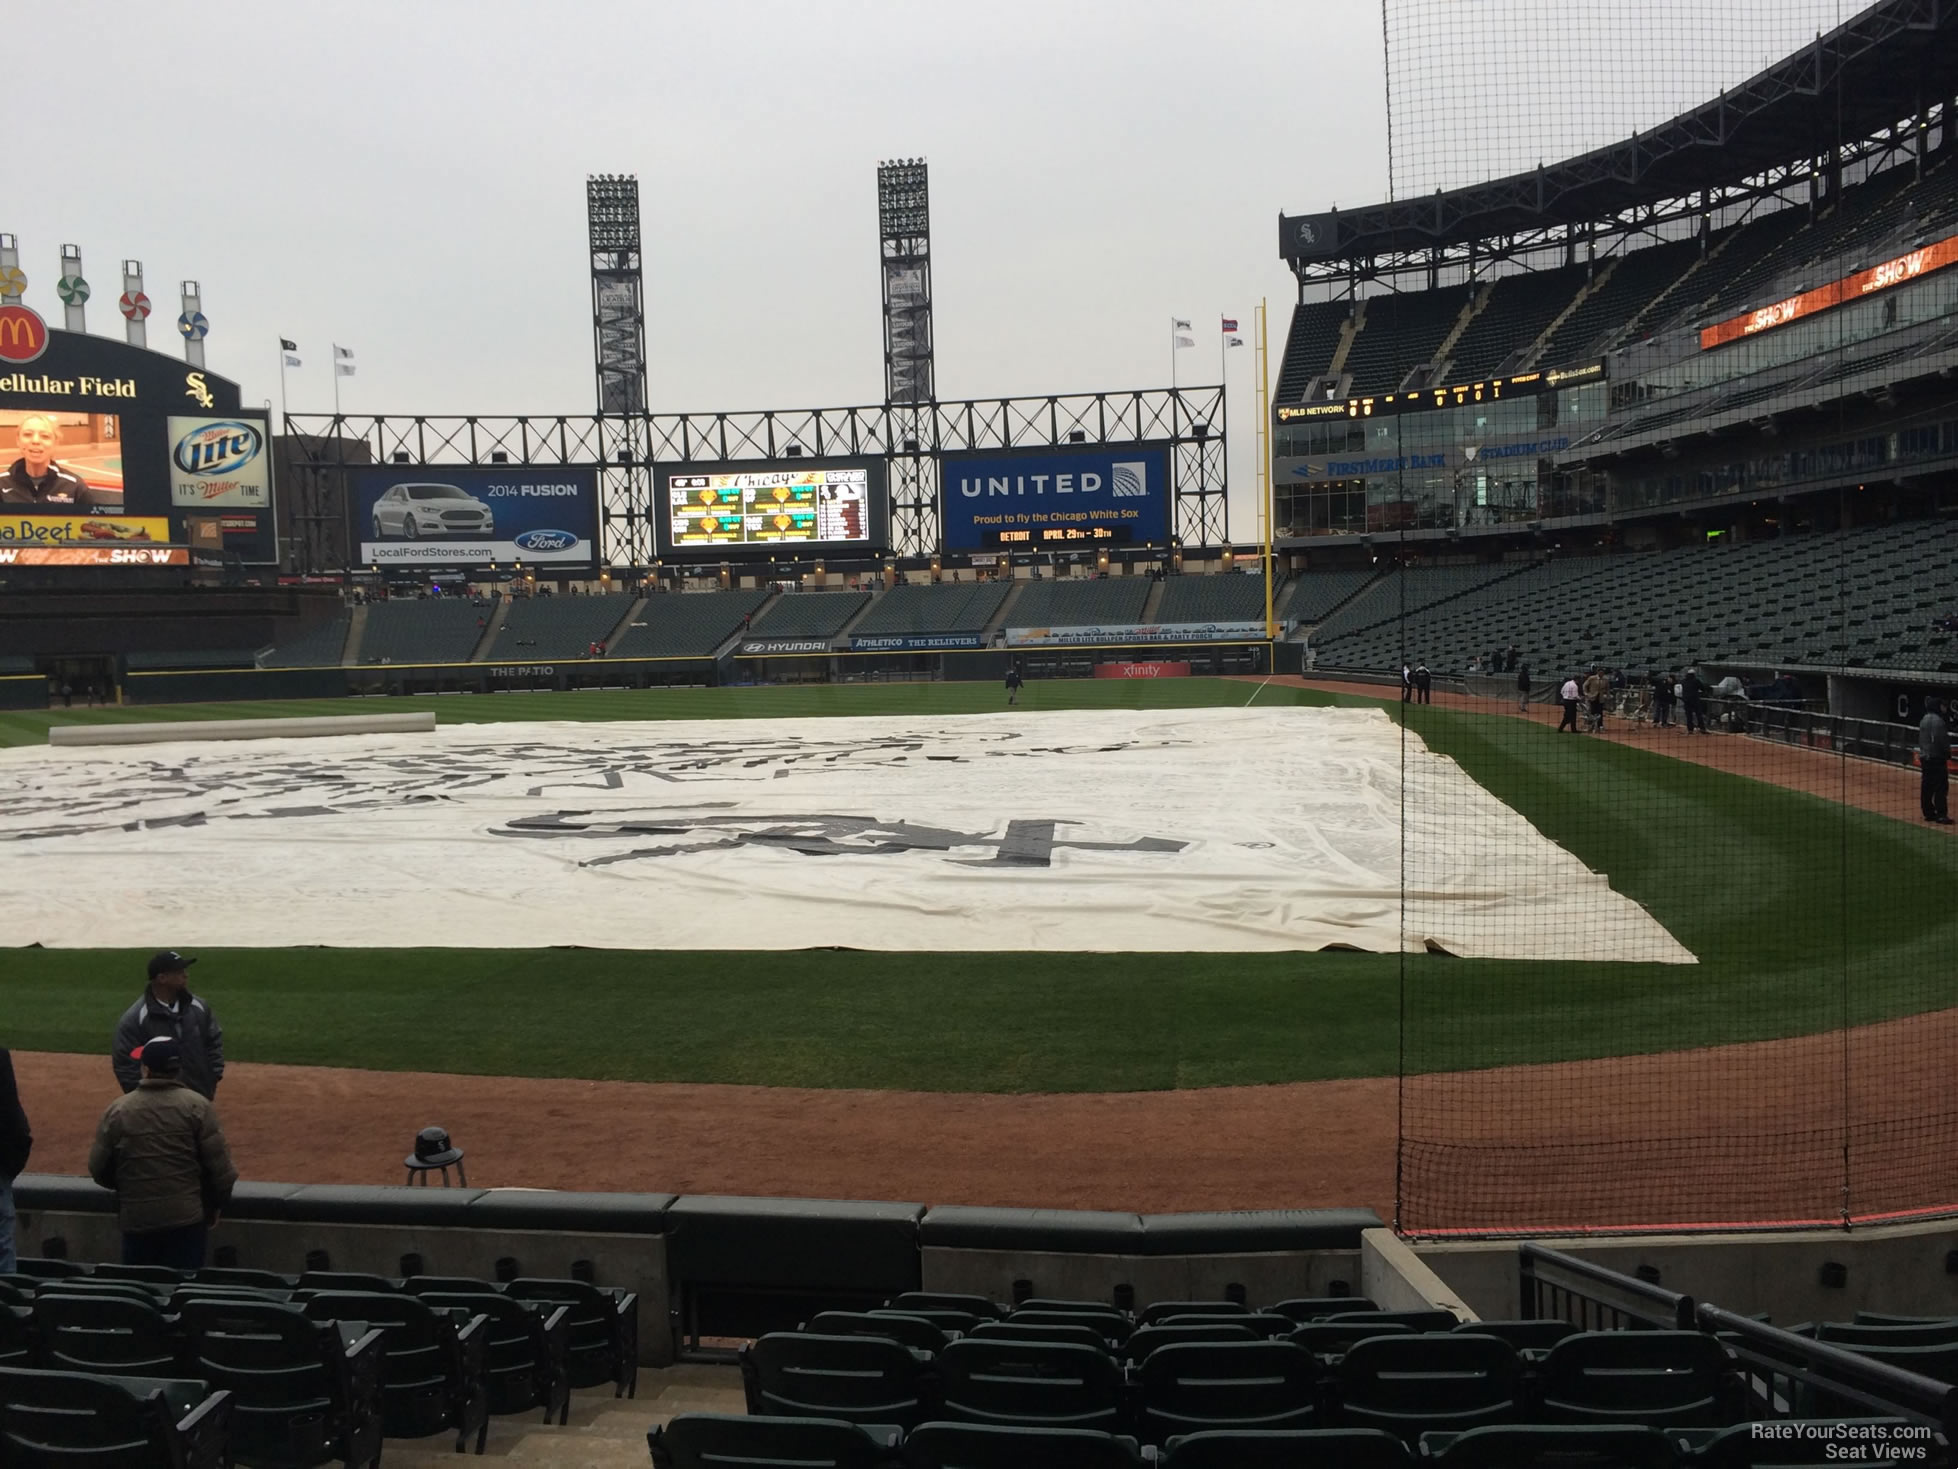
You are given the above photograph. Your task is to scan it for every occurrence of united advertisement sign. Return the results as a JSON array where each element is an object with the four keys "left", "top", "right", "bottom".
[
  {"left": 940, "top": 444, "right": 1171, "bottom": 551},
  {"left": 168, "top": 416, "right": 271, "bottom": 508}
]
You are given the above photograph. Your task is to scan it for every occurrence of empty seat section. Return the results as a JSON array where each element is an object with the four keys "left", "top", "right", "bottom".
[
  {"left": 748, "top": 591, "right": 868, "bottom": 639},
  {"left": 607, "top": 588, "right": 770, "bottom": 658},
  {"left": 1154, "top": 576, "right": 1268, "bottom": 625},
  {"left": 1275, "top": 299, "right": 1355, "bottom": 402},
  {"left": 355, "top": 599, "right": 485, "bottom": 664},
  {"left": 486, "top": 594, "right": 633, "bottom": 659},
  {"left": 1445, "top": 267, "right": 1586, "bottom": 383},
  {"left": 936, "top": 1338, "right": 1124, "bottom": 1431},
  {"left": 1535, "top": 239, "right": 1699, "bottom": 366},
  {"left": 850, "top": 582, "right": 1012, "bottom": 639},
  {"left": 261, "top": 616, "right": 351, "bottom": 668},
  {"left": 1279, "top": 569, "right": 1378, "bottom": 624},
  {"left": 1343, "top": 286, "right": 1474, "bottom": 397},
  {"left": 1007, "top": 579, "right": 1150, "bottom": 629}
]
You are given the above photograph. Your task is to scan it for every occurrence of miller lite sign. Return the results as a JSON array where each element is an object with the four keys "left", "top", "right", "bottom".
[{"left": 167, "top": 415, "right": 272, "bottom": 508}]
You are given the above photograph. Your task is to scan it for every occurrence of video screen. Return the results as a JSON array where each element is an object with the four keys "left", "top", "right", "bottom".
[
  {"left": 0, "top": 410, "right": 124, "bottom": 513},
  {"left": 666, "top": 465, "right": 872, "bottom": 548}
]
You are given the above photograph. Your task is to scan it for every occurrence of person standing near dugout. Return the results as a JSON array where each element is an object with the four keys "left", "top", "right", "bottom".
[
  {"left": 1558, "top": 675, "right": 1581, "bottom": 732},
  {"left": 88, "top": 1036, "right": 236, "bottom": 1271},
  {"left": 112, "top": 952, "right": 224, "bottom": 1102},
  {"left": 1922, "top": 695, "right": 1952, "bottom": 825}
]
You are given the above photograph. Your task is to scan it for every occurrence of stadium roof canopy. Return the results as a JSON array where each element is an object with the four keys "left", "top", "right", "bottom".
[{"left": 1281, "top": 0, "right": 1958, "bottom": 268}]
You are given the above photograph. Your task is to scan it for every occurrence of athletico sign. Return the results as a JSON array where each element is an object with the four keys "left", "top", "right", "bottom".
[
  {"left": 850, "top": 632, "right": 986, "bottom": 651},
  {"left": 941, "top": 444, "right": 1170, "bottom": 551},
  {"left": 1700, "top": 231, "right": 1958, "bottom": 349}
]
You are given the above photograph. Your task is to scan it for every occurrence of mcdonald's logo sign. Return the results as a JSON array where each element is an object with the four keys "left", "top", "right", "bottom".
[{"left": 0, "top": 306, "right": 49, "bottom": 365}]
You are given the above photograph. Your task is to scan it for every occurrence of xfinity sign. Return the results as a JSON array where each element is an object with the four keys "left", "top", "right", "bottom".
[{"left": 941, "top": 443, "right": 1170, "bottom": 550}]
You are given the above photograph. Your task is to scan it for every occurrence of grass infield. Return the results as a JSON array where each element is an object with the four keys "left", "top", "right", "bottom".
[{"left": 2, "top": 679, "right": 1952, "bottom": 1092}]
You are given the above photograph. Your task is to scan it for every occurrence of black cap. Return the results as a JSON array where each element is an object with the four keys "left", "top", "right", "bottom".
[
  {"left": 132, "top": 1035, "right": 183, "bottom": 1071},
  {"left": 147, "top": 950, "right": 196, "bottom": 978}
]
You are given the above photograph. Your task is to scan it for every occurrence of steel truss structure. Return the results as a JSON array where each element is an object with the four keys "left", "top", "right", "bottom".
[
  {"left": 878, "top": 159, "right": 938, "bottom": 556},
  {"left": 587, "top": 176, "right": 653, "bottom": 563},
  {"left": 283, "top": 384, "right": 1227, "bottom": 570},
  {"left": 1282, "top": 0, "right": 1958, "bottom": 291}
]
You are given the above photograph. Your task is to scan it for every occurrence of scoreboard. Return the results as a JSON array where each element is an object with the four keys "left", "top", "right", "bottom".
[{"left": 657, "top": 459, "right": 885, "bottom": 556}]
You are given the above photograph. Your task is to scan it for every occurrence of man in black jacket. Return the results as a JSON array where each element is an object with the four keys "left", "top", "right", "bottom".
[
  {"left": 1922, "top": 696, "right": 1952, "bottom": 825},
  {"left": 112, "top": 952, "right": 224, "bottom": 1101},
  {"left": 0, "top": 1047, "right": 32, "bottom": 1273}
]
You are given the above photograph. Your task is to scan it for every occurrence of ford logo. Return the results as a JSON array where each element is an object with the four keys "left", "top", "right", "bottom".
[
  {"left": 513, "top": 529, "right": 577, "bottom": 552},
  {"left": 174, "top": 420, "right": 263, "bottom": 477}
]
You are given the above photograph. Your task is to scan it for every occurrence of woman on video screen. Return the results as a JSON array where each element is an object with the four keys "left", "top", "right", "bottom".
[{"left": 3, "top": 414, "right": 99, "bottom": 510}]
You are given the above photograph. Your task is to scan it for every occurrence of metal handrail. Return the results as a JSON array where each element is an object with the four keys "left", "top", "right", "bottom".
[
  {"left": 1699, "top": 1302, "right": 1958, "bottom": 1436},
  {"left": 1519, "top": 1242, "right": 1695, "bottom": 1330}
]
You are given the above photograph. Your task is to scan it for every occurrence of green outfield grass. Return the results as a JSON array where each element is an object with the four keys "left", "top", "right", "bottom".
[{"left": 3, "top": 679, "right": 1953, "bottom": 1091}]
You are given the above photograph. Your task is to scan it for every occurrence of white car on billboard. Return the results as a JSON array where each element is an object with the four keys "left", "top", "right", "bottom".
[{"left": 370, "top": 482, "right": 494, "bottom": 539}]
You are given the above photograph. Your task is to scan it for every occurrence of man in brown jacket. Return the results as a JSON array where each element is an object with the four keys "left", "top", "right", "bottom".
[{"left": 88, "top": 1035, "right": 237, "bottom": 1270}]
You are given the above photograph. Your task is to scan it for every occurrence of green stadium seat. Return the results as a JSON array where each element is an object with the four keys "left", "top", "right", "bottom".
[
  {"left": 0, "top": 1306, "right": 32, "bottom": 1368},
  {"left": 1330, "top": 1308, "right": 1460, "bottom": 1332},
  {"left": 935, "top": 1338, "right": 1124, "bottom": 1432},
  {"left": 1334, "top": 1334, "right": 1523, "bottom": 1440},
  {"left": 1423, "top": 1422, "right": 1678, "bottom": 1468},
  {"left": 1158, "top": 1427, "right": 1415, "bottom": 1468},
  {"left": 177, "top": 1297, "right": 384, "bottom": 1469},
  {"left": 1455, "top": 1318, "right": 1580, "bottom": 1353},
  {"left": 1269, "top": 1296, "right": 1380, "bottom": 1323},
  {"left": 504, "top": 1277, "right": 638, "bottom": 1399},
  {"left": 805, "top": 1309, "right": 950, "bottom": 1354},
  {"left": 0, "top": 1366, "right": 232, "bottom": 1469},
  {"left": 1137, "top": 1299, "right": 1252, "bottom": 1326},
  {"left": 888, "top": 1291, "right": 1005, "bottom": 1319},
  {"left": 740, "top": 1332, "right": 933, "bottom": 1429},
  {"left": 419, "top": 1291, "right": 570, "bottom": 1424},
  {"left": 1537, "top": 1331, "right": 1742, "bottom": 1427},
  {"left": 901, "top": 1419, "right": 1145, "bottom": 1469},
  {"left": 33, "top": 1294, "right": 181, "bottom": 1376},
  {"left": 1288, "top": 1321, "right": 1415, "bottom": 1357},
  {"left": 1137, "top": 1340, "right": 1322, "bottom": 1440},
  {"left": 650, "top": 1412, "right": 892, "bottom": 1469},
  {"left": 1124, "top": 1322, "right": 1262, "bottom": 1362},
  {"left": 1816, "top": 1320, "right": 1958, "bottom": 1349},
  {"left": 968, "top": 1320, "right": 1114, "bottom": 1353},
  {"left": 299, "top": 1290, "right": 489, "bottom": 1452}
]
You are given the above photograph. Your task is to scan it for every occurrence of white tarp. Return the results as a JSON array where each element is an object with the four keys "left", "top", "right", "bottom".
[{"left": 0, "top": 707, "right": 1691, "bottom": 960}]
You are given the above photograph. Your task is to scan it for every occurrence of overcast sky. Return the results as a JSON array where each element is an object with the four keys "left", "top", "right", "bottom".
[{"left": 7, "top": 0, "right": 1853, "bottom": 542}]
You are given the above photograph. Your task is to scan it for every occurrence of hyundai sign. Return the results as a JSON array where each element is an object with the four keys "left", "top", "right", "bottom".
[
  {"left": 354, "top": 466, "right": 600, "bottom": 566},
  {"left": 168, "top": 416, "right": 271, "bottom": 508},
  {"left": 940, "top": 444, "right": 1171, "bottom": 551}
]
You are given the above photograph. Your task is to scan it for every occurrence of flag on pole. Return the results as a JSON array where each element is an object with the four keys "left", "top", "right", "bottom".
[
  {"left": 280, "top": 337, "right": 297, "bottom": 351},
  {"left": 283, "top": 353, "right": 302, "bottom": 367},
  {"left": 1221, "top": 317, "right": 1239, "bottom": 332},
  {"left": 335, "top": 363, "right": 356, "bottom": 377},
  {"left": 1171, "top": 318, "right": 1192, "bottom": 331},
  {"left": 1227, "top": 336, "right": 1245, "bottom": 348},
  {"left": 1174, "top": 335, "right": 1195, "bottom": 349},
  {"left": 334, "top": 345, "right": 355, "bottom": 360}
]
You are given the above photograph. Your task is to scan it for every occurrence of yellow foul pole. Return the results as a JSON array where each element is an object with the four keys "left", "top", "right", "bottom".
[{"left": 1256, "top": 298, "right": 1274, "bottom": 639}]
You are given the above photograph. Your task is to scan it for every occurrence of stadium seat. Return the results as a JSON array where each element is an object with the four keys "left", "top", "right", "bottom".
[
  {"left": 299, "top": 1291, "right": 489, "bottom": 1452},
  {"left": 1288, "top": 1321, "right": 1415, "bottom": 1357},
  {"left": 888, "top": 1291, "right": 1005, "bottom": 1320},
  {"left": 1137, "top": 1299, "right": 1252, "bottom": 1326},
  {"left": 1006, "top": 1308, "right": 1129, "bottom": 1345},
  {"left": 176, "top": 1297, "right": 385, "bottom": 1469},
  {"left": 31, "top": 1279, "right": 164, "bottom": 1306},
  {"left": 91, "top": 1264, "right": 186, "bottom": 1286},
  {"left": 1817, "top": 1320, "right": 1958, "bottom": 1348},
  {"left": 13, "top": 1259, "right": 87, "bottom": 1279},
  {"left": 650, "top": 1412, "right": 893, "bottom": 1469},
  {"left": 1137, "top": 1340, "right": 1322, "bottom": 1440},
  {"left": 1123, "top": 1321, "right": 1262, "bottom": 1362},
  {"left": 740, "top": 1332, "right": 933, "bottom": 1429},
  {"left": 1269, "top": 1296, "right": 1380, "bottom": 1323},
  {"left": 1537, "top": 1331, "right": 1742, "bottom": 1427},
  {"left": 1334, "top": 1334, "right": 1523, "bottom": 1440},
  {"left": 194, "top": 1267, "right": 295, "bottom": 1290},
  {"left": 400, "top": 1275, "right": 501, "bottom": 1298},
  {"left": 1809, "top": 1339, "right": 1958, "bottom": 1386},
  {"left": 967, "top": 1320, "right": 1113, "bottom": 1352},
  {"left": 297, "top": 1271, "right": 398, "bottom": 1295},
  {"left": 1157, "top": 1427, "right": 1415, "bottom": 1468},
  {"left": 1015, "top": 1297, "right": 1129, "bottom": 1318},
  {"left": 873, "top": 1306, "right": 981, "bottom": 1336},
  {"left": 0, "top": 1365, "right": 232, "bottom": 1469},
  {"left": 1330, "top": 1308, "right": 1460, "bottom": 1332},
  {"left": 1422, "top": 1422, "right": 1679, "bottom": 1468},
  {"left": 806, "top": 1309, "right": 950, "bottom": 1354},
  {"left": 33, "top": 1294, "right": 182, "bottom": 1375},
  {"left": 0, "top": 1306, "right": 33, "bottom": 1368},
  {"left": 934, "top": 1337, "right": 1125, "bottom": 1432},
  {"left": 504, "top": 1277, "right": 638, "bottom": 1399},
  {"left": 420, "top": 1291, "right": 571, "bottom": 1424},
  {"left": 1156, "top": 1311, "right": 1294, "bottom": 1337},
  {"left": 1455, "top": 1319, "right": 1580, "bottom": 1354},
  {"left": 901, "top": 1419, "right": 1144, "bottom": 1469}
]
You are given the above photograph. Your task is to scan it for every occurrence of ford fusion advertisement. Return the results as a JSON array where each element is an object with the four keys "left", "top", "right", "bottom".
[
  {"left": 354, "top": 467, "right": 599, "bottom": 565},
  {"left": 940, "top": 443, "right": 1171, "bottom": 550}
]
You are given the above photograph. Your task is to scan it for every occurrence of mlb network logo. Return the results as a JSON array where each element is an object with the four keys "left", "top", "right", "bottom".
[{"left": 1111, "top": 462, "right": 1148, "bottom": 497}]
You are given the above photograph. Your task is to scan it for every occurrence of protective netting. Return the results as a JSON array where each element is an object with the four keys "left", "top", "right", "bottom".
[
  {"left": 1307, "top": 2, "right": 1958, "bottom": 1233},
  {"left": 1382, "top": 0, "right": 1854, "bottom": 199}
]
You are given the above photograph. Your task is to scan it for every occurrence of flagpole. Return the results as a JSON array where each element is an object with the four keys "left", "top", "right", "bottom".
[
  {"left": 1169, "top": 318, "right": 1176, "bottom": 390},
  {"left": 332, "top": 342, "right": 341, "bottom": 420},
  {"left": 278, "top": 344, "right": 289, "bottom": 429}
]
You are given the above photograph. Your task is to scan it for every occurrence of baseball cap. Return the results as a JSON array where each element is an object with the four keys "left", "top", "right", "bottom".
[
  {"left": 146, "top": 950, "right": 197, "bottom": 978},
  {"left": 131, "top": 1035, "right": 183, "bottom": 1070}
]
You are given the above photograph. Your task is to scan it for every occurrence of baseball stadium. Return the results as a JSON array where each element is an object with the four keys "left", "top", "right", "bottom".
[{"left": 4, "top": 1, "right": 1958, "bottom": 1464}]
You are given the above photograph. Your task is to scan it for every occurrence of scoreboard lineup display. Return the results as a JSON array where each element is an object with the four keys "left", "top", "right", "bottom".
[{"left": 667, "top": 467, "right": 869, "bottom": 546}]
